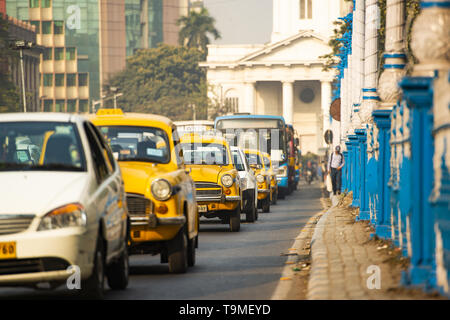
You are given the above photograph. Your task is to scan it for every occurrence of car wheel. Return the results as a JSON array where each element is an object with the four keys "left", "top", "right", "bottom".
[
  {"left": 82, "top": 236, "right": 105, "bottom": 299},
  {"left": 245, "top": 193, "right": 256, "bottom": 223},
  {"left": 229, "top": 205, "right": 241, "bottom": 232},
  {"left": 271, "top": 190, "right": 278, "bottom": 205},
  {"left": 187, "top": 234, "right": 196, "bottom": 267},
  {"left": 106, "top": 239, "right": 129, "bottom": 291},
  {"left": 168, "top": 227, "right": 188, "bottom": 274},
  {"left": 262, "top": 197, "right": 270, "bottom": 213}
]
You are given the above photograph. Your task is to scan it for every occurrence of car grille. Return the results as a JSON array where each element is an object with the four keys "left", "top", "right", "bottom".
[
  {"left": 0, "top": 215, "right": 35, "bottom": 236},
  {"left": 126, "top": 193, "right": 153, "bottom": 226},
  {"left": 0, "top": 258, "right": 70, "bottom": 276},
  {"left": 195, "top": 182, "right": 222, "bottom": 201}
]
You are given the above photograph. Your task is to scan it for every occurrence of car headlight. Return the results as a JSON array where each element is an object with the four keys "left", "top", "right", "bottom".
[
  {"left": 256, "top": 174, "right": 265, "bottom": 183},
  {"left": 277, "top": 166, "right": 288, "bottom": 177},
  {"left": 38, "top": 203, "right": 87, "bottom": 231},
  {"left": 221, "top": 174, "right": 234, "bottom": 188},
  {"left": 151, "top": 179, "right": 172, "bottom": 201}
]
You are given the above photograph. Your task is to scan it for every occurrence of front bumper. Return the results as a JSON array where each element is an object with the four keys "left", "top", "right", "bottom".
[
  {"left": 0, "top": 227, "right": 93, "bottom": 285},
  {"left": 195, "top": 195, "right": 241, "bottom": 202}
]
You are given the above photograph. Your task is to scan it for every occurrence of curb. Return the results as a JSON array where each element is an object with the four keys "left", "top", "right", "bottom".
[{"left": 306, "top": 207, "right": 332, "bottom": 300}]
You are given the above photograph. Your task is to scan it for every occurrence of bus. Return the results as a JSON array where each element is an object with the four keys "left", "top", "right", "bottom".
[{"left": 214, "top": 114, "right": 293, "bottom": 199}]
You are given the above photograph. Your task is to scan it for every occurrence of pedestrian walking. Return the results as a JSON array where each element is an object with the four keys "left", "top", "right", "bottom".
[{"left": 327, "top": 146, "right": 345, "bottom": 195}]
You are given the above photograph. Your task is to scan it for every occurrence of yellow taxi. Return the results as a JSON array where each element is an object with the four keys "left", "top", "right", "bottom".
[
  {"left": 90, "top": 109, "right": 198, "bottom": 274},
  {"left": 262, "top": 152, "right": 278, "bottom": 205},
  {"left": 180, "top": 133, "right": 242, "bottom": 232},
  {"left": 243, "top": 149, "right": 271, "bottom": 213}
]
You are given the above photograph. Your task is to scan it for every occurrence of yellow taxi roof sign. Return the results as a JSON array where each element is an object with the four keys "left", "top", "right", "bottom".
[{"left": 96, "top": 108, "right": 124, "bottom": 116}]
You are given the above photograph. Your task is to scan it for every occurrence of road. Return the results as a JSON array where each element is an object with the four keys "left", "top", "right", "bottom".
[{"left": 0, "top": 182, "right": 323, "bottom": 300}]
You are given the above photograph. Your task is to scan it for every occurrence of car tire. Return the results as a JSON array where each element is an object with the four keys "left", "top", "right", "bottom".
[
  {"left": 168, "top": 227, "right": 188, "bottom": 274},
  {"left": 271, "top": 189, "right": 278, "bottom": 205},
  {"left": 262, "top": 197, "right": 270, "bottom": 213},
  {"left": 229, "top": 205, "right": 241, "bottom": 232},
  {"left": 187, "top": 234, "right": 196, "bottom": 267},
  {"left": 82, "top": 236, "right": 105, "bottom": 299},
  {"left": 106, "top": 240, "right": 129, "bottom": 291},
  {"left": 245, "top": 193, "right": 256, "bottom": 222}
]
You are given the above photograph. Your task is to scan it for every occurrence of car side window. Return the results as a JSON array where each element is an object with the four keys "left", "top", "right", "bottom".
[
  {"left": 83, "top": 122, "right": 110, "bottom": 184},
  {"left": 87, "top": 122, "right": 116, "bottom": 173}
]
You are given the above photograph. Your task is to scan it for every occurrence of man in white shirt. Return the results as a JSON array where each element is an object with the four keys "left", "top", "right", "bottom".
[{"left": 328, "top": 146, "right": 345, "bottom": 195}]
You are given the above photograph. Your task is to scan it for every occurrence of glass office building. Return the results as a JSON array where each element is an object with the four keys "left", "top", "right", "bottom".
[{"left": 125, "top": 0, "right": 163, "bottom": 57}]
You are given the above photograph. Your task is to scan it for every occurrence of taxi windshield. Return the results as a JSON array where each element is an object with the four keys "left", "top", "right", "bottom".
[
  {"left": 0, "top": 122, "right": 86, "bottom": 172},
  {"left": 99, "top": 126, "right": 170, "bottom": 164},
  {"left": 180, "top": 143, "right": 229, "bottom": 165},
  {"left": 244, "top": 152, "right": 262, "bottom": 167}
]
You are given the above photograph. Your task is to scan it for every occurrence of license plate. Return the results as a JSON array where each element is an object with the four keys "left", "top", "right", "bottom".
[
  {"left": 0, "top": 242, "right": 16, "bottom": 260},
  {"left": 197, "top": 205, "right": 208, "bottom": 213}
]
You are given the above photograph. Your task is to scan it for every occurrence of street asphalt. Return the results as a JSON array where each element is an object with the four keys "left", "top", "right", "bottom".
[{"left": 0, "top": 181, "right": 323, "bottom": 300}]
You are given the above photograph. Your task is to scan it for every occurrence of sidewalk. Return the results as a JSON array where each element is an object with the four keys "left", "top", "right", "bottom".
[{"left": 306, "top": 192, "right": 445, "bottom": 300}]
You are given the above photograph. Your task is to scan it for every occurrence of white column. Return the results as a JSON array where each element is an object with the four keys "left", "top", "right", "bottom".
[
  {"left": 341, "top": 69, "right": 349, "bottom": 141},
  {"left": 243, "top": 82, "right": 256, "bottom": 114},
  {"left": 359, "top": 0, "right": 379, "bottom": 124},
  {"left": 282, "top": 81, "right": 294, "bottom": 124},
  {"left": 321, "top": 80, "right": 332, "bottom": 132},
  {"left": 378, "top": 0, "right": 406, "bottom": 108},
  {"left": 351, "top": 0, "right": 365, "bottom": 130}
]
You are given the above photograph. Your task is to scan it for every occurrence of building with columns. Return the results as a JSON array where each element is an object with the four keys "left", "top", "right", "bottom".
[{"left": 201, "top": 0, "right": 351, "bottom": 155}]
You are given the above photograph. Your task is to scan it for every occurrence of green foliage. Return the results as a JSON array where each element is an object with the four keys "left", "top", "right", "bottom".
[
  {"left": 319, "top": 20, "right": 351, "bottom": 72},
  {"left": 177, "top": 7, "right": 221, "bottom": 55},
  {"left": 106, "top": 44, "right": 215, "bottom": 120},
  {"left": 0, "top": 14, "right": 20, "bottom": 113}
]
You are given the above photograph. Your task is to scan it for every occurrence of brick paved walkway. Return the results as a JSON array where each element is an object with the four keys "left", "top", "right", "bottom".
[{"left": 307, "top": 196, "right": 401, "bottom": 300}]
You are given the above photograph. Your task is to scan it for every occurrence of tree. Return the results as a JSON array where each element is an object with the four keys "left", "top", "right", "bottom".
[
  {"left": 106, "top": 44, "right": 218, "bottom": 120},
  {"left": 177, "top": 8, "right": 221, "bottom": 55},
  {"left": 0, "top": 14, "right": 20, "bottom": 113}
]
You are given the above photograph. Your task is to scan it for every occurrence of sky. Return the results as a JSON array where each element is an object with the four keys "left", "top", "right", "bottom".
[{"left": 203, "top": 0, "right": 273, "bottom": 45}]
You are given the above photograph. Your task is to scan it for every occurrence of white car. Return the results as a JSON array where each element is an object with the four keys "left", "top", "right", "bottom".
[
  {"left": 231, "top": 146, "right": 258, "bottom": 222},
  {"left": 0, "top": 113, "right": 129, "bottom": 298}
]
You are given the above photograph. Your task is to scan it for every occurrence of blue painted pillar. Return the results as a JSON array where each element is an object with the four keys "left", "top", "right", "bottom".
[
  {"left": 342, "top": 150, "right": 349, "bottom": 191},
  {"left": 400, "top": 76, "right": 436, "bottom": 288},
  {"left": 356, "top": 129, "right": 370, "bottom": 219},
  {"left": 348, "top": 135, "right": 359, "bottom": 206},
  {"left": 373, "top": 109, "right": 392, "bottom": 238}
]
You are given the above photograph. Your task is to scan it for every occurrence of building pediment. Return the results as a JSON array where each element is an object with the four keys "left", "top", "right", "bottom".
[{"left": 238, "top": 30, "right": 331, "bottom": 65}]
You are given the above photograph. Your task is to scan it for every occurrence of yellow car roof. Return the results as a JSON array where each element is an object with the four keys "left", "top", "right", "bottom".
[
  {"left": 243, "top": 148, "right": 262, "bottom": 156},
  {"left": 180, "top": 132, "right": 228, "bottom": 145},
  {"left": 89, "top": 109, "right": 173, "bottom": 129}
]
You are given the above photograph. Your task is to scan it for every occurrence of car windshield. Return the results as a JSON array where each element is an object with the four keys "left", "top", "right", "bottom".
[
  {"left": 244, "top": 152, "right": 262, "bottom": 167},
  {"left": 181, "top": 143, "right": 229, "bottom": 165},
  {"left": 263, "top": 156, "right": 271, "bottom": 168},
  {"left": 98, "top": 126, "right": 170, "bottom": 164},
  {"left": 232, "top": 150, "right": 245, "bottom": 171},
  {"left": 0, "top": 121, "right": 86, "bottom": 172}
]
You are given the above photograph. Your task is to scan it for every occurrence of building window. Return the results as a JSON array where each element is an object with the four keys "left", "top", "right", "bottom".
[
  {"left": 43, "top": 48, "right": 52, "bottom": 60},
  {"left": 299, "top": 88, "right": 315, "bottom": 103},
  {"left": 55, "top": 74, "right": 64, "bottom": 86},
  {"left": 78, "top": 73, "right": 88, "bottom": 86},
  {"left": 225, "top": 97, "right": 239, "bottom": 113},
  {"left": 54, "top": 48, "right": 64, "bottom": 60},
  {"left": 66, "top": 47, "right": 76, "bottom": 60},
  {"left": 79, "top": 100, "right": 89, "bottom": 112},
  {"left": 42, "top": 0, "right": 51, "bottom": 8},
  {"left": 42, "top": 21, "right": 52, "bottom": 34},
  {"left": 54, "top": 21, "right": 64, "bottom": 34},
  {"left": 43, "top": 100, "right": 53, "bottom": 112},
  {"left": 299, "top": 0, "right": 312, "bottom": 19},
  {"left": 67, "top": 100, "right": 77, "bottom": 113},
  {"left": 43, "top": 74, "right": 53, "bottom": 87},
  {"left": 55, "top": 100, "right": 65, "bottom": 112},
  {"left": 67, "top": 74, "right": 76, "bottom": 86},
  {"left": 29, "top": 0, "right": 39, "bottom": 8},
  {"left": 29, "top": 21, "right": 40, "bottom": 33}
]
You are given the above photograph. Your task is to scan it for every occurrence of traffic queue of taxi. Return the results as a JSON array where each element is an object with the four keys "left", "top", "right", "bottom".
[{"left": 0, "top": 109, "right": 300, "bottom": 298}]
